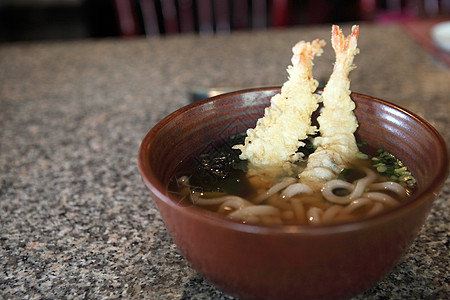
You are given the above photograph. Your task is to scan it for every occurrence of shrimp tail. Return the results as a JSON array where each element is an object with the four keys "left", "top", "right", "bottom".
[
  {"left": 291, "top": 39, "right": 326, "bottom": 67},
  {"left": 332, "top": 24, "right": 359, "bottom": 52},
  {"left": 331, "top": 25, "right": 360, "bottom": 75}
]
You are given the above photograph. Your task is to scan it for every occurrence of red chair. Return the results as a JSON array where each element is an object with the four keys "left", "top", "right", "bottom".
[
  {"left": 113, "top": 0, "right": 290, "bottom": 37},
  {"left": 359, "top": 0, "right": 450, "bottom": 23}
]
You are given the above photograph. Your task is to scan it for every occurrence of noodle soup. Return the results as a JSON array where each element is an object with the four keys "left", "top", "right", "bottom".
[
  {"left": 166, "top": 25, "right": 420, "bottom": 226},
  {"left": 168, "top": 136, "right": 416, "bottom": 226}
]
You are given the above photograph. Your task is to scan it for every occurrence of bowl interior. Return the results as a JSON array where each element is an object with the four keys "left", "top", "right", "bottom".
[{"left": 138, "top": 87, "right": 448, "bottom": 227}]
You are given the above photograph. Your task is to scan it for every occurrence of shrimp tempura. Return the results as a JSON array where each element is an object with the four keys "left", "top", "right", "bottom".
[
  {"left": 233, "top": 39, "right": 326, "bottom": 175},
  {"left": 300, "top": 25, "right": 360, "bottom": 190}
]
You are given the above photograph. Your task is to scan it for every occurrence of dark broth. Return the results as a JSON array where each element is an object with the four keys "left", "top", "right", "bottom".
[{"left": 167, "top": 133, "right": 415, "bottom": 225}]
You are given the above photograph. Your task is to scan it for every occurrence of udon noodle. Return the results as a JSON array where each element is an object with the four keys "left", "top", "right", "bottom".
[{"left": 171, "top": 157, "right": 413, "bottom": 225}]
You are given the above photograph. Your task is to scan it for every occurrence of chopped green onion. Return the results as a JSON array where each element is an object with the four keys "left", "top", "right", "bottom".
[
  {"left": 394, "top": 167, "right": 407, "bottom": 174},
  {"left": 357, "top": 152, "right": 369, "bottom": 160},
  {"left": 377, "top": 165, "right": 387, "bottom": 173},
  {"left": 389, "top": 175, "right": 399, "bottom": 182},
  {"left": 366, "top": 147, "right": 417, "bottom": 188}
]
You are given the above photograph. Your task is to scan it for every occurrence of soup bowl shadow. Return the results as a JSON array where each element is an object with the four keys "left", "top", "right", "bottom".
[{"left": 138, "top": 87, "right": 448, "bottom": 300}]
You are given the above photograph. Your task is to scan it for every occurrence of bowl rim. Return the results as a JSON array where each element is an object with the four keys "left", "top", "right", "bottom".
[{"left": 138, "top": 86, "right": 449, "bottom": 236}]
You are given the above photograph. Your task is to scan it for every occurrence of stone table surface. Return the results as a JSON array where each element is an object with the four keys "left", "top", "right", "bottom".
[{"left": 0, "top": 23, "right": 449, "bottom": 299}]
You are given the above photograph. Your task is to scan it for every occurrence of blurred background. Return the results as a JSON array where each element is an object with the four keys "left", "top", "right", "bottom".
[{"left": 0, "top": 0, "right": 448, "bottom": 42}]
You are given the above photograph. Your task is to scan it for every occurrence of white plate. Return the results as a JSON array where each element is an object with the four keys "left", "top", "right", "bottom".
[{"left": 431, "top": 21, "right": 450, "bottom": 53}]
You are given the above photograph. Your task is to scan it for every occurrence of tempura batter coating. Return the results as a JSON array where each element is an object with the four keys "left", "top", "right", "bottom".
[
  {"left": 233, "top": 39, "right": 326, "bottom": 174},
  {"left": 300, "top": 25, "right": 360, "bottom": 190}
]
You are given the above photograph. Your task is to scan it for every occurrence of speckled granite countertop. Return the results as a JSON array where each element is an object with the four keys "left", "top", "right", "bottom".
[{"left": 0, "top": 23, "right": 448, "bottom": 299}]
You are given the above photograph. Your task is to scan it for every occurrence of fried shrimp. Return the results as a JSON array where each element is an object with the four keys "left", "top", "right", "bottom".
[
  {"left": 300, "top": 25, "right": 360, "bottom": 190},
  {"left": 233, "top": 39, "right": 326, "bottom": 175}
]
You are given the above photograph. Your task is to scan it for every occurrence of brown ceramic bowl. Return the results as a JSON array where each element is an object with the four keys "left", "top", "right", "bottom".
[{"left": 138, "top": 87, "right": 448, "bottom": 300}]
